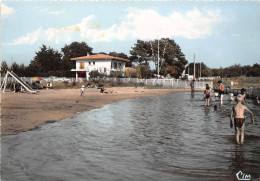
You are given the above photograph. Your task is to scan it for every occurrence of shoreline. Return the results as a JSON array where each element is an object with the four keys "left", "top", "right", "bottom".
[{"left": 1, "top": 87, "right": 192, "bottom": 135}]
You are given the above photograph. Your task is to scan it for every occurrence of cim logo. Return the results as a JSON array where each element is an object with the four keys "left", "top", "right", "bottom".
[{"left": 236, "top": 171, "right": 251, "bottom": 180}]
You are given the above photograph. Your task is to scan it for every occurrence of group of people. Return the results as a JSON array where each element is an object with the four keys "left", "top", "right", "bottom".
[
  {"left": 80, "top": 85, "right": 108, "bottom": 96},
  {"left": 200, "top": 80, "right": 255, "bottom": 144},
  {"left": 202, "top": 80, "right": 225, "bottom": 107}
]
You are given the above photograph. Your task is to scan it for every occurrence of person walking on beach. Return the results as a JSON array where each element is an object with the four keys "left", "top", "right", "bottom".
[
  {"left": 80, "top": 85, "right": 85, "bottom": 96},
  {"left": 230, "top": 94, "right": 254, "bottom": 144},
  {"left": 204, "top": 84, "right": 211, "bottom": 106},
  {"left": 190, "top": 79, "right": 195, "bottom": 92},
  {"left": 217, "top": 80, "right": 224, "bottom": 105}
]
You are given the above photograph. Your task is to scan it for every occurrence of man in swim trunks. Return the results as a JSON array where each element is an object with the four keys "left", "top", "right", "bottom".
[
  {"left": 217, "top": 80, "right": 224, "bottom": 105},
  {"left": 230, "top": 94, "right": 254, "bottom": 144}
]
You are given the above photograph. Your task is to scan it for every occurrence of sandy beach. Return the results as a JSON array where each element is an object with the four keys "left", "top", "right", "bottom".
[{"left": 1, "top": 87, "right": 190, "bottom": 135}]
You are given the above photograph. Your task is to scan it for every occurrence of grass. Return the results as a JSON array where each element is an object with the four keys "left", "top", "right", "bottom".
[{"left": 201, "top": 77, "right": 260, "bottom": 89}]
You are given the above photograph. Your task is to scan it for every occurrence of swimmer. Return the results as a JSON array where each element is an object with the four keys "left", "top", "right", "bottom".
[
  {"left": 240, "top": 88, "right": 247, "bottom": 105},
  {"left": 204, "top": 84, "right": 211, "bottom": 106},
  {"left": 255, "top": 96, "right": 260, "bottom": 104},
  {"left": 190, "top": 79, "right": 195, "bottom": 92},
  {"left": 217, "top": 80, "right": 224, "bottom": 105},
  {"left": 214, "top": 105, "right": 218, "bottom": 111},
  {"left": 229, "top": 93, "right": 235, "bottom": 101},
  {"left": 230, "top": 94, "right": 254, "bottom": 144}
]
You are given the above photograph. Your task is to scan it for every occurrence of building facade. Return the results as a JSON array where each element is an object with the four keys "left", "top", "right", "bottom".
[{"left": 71, "top": 54, "right": 129, "bottom": 81}]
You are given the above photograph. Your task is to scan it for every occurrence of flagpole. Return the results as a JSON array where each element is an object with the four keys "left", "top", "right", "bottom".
[
  {"left": 193, "top": 54, "right": 195, "bottom": 79},
  {"left": 158, "top": 38, "right": 159, "bottom": 77}
]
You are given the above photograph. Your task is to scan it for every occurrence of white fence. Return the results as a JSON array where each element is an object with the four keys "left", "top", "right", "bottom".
[
  {"left": 91, "top": 77, "right": 213, "bottom": 89},
  {"left": 1, "top": 76, "right": 213, "bottom": 89}
]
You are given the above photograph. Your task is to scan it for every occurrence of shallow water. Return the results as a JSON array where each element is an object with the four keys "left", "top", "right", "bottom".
[{"left": 1, "top": 92, "right": 260, "bottom": 181}]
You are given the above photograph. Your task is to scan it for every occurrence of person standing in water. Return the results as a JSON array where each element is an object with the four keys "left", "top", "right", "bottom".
[
  {"left": 240, "top": 88, "right": 247, "bottom": 105},
  {"left": 230, "top": 94, "right": 254, "bottom": 144},
  {"left": 204, "top": 84, "right": 211, "bottom": 106},
  {"left": 190, "top": 79, "right": 195, "bottom": 92},
  {"left": 217, "top": 80, "right": 224, "bottom": 105}
]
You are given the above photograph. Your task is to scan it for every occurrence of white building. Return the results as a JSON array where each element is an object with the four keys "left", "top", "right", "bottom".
[{"left": 71, "top": 54, "right": 129, "bottom": 81}]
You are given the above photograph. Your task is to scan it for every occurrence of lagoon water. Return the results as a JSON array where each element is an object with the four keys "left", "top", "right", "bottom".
[{"left": 1, "top": 92, "right": 260, "bottom": 181}]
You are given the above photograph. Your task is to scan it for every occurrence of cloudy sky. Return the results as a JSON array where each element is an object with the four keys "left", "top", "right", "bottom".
[{"left": 1, "top": 1, "right": 260, "bottom": 68}]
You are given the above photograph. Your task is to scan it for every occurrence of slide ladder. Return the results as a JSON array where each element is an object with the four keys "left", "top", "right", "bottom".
[{"left": 0, "top": 71, "right": 37, "bottom": 94}]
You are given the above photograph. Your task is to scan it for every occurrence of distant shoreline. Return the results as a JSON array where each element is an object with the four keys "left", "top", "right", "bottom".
[{"left": 1, "top": 87, "right": 192, "bottom": 135}]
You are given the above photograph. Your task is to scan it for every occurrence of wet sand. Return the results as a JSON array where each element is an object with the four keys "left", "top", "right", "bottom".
[{"left": 1, "top": 87, "right": 191, "bottom": 135}]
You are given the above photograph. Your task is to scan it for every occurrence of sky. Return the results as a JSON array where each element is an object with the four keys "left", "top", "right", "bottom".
[{"left": 1, "top": 1, "right": 260, "bottom": 69}]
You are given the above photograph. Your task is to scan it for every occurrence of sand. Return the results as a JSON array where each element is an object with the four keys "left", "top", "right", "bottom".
[{"left": 1, "top": 87, "right": 190, "bottom": 135}]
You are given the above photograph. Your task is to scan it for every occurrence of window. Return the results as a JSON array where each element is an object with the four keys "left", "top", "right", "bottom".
[
  {"left": 89, "top": 62, "right": 91, "bottom": 65},
  {"left": 93, "top": 62, "right": 95, "bottom": 65},
  {"left": 80, "top": 62, "right": 84, "bottom": 69},
  {"left": 104, "top": 68, "right": 107, "bottom": 73},
  {"left": 118, "top": 63, "right": 121, "bottom": 68},
  {"left": 114, "top": 62, "right": 117, "bottom": 69}
]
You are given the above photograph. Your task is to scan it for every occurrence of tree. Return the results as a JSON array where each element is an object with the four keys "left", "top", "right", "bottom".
[
  {"left": 17, "top": 63, "right": 27, "bottom": 77},
  {"left": 109, "top": 52, "right": 132, "bottom": 67},
  {"left": 11, "top": 62, "right": 26, "bottom": 77},
  {"left": 129, "top": 40, "right": 153, "bottom": 65},
  {"left": 130, "top": 38, "right": 187, "bottom": 77},
  {"left": 28, "top": 59, "right": 43, "bottom": 77},
  {"left": 1, "top": 61, "right": 8, "bottom": 76},
  {"left": 29, "top": 45, "right": 62, "bottom": 76},
  {"left": 135, "top": 65, "right": 153, "bottom": 79},
  {"left": 161, "top": 62, "right": 181, "bottom": 78},
  {"left": 61, "top": 41, "right": 93, "bottom": 77},
  {"left": 186, "top": 62, "right": 212, "bottom": 78},
  {"left": 109, "top": 52, "right": 128, "bottom": 59},
  {"left": 248, "top": 63, "right": 260, "bottom": 77}
]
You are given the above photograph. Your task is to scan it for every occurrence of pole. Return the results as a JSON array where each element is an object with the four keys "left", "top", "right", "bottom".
[
  {"left": 193, "top": 54, "right": 195, "bottom": 79},
  {"left": 200, "top": 62, "right": 201, "bottom": 78},
  {"left": 158, "top": 38, "right": 159, "bottom": 77}
]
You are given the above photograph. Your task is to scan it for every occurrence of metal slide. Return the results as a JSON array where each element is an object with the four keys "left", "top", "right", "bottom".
[{"left": 1, "top": 71, "right": 37, "bottom": 93}]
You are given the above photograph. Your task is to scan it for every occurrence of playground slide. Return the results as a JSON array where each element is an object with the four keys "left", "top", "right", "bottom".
[{"left": 7, "top": 71, "right": 37, "bottom": 93}]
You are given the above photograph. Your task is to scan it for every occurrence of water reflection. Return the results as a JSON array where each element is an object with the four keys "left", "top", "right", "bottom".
[
  {"left": 228, "top": 145, "right": 246, "bottom": 181},
  {"left": 190, "top": 91, "right": 195, "bottom": 98},
  {"left": 203, "top": 106, "right": 210, "bottom": 115}
]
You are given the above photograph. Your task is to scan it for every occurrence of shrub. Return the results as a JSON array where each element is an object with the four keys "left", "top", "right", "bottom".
[
  {"left": 124, "top": 68, "right": 138, "bottom": 78},
  {"left": 110, "top": 71, "right": 123, "bottom": 78},
  {"left": 89, "top": 70, "right": 105, "bottom": 78}
]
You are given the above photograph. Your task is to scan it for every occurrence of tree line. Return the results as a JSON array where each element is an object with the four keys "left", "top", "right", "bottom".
[
  {"left": 1, "top": 40, "right": 259, "bottom": 78},
  {"left": 186, "top": 62, "right": 260, "bottom": 78}
]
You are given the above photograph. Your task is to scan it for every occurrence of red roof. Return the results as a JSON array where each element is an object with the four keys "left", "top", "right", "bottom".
[{"left": 71, "top": 54, "right": 129, "bottom": 62}]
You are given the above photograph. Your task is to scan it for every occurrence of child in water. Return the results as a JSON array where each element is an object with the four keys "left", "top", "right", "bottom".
[
  {"left": 230, "top": 94, "right": 254, "bottom": 144},
  {"left": 204, "top": 84, "right": 211, "bottom": 106},
  {"left": 240, "top": 88, "right": 247, "bottom": 105},
  {"left": 255, "top": 96, "right": 260, "bottom": 104}
]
